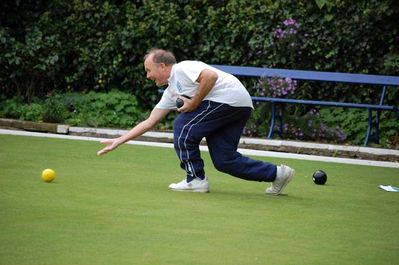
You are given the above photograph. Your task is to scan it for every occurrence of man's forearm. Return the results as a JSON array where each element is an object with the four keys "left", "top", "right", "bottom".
[
  {"left": 192, "top": 69, "right": 218, "bottom": 107},
  {"left": 117, "top": 108, "right": 170, "bottom": 144},
  {"left": 117, "top": 120, "right": 153, "bottom": 144}
]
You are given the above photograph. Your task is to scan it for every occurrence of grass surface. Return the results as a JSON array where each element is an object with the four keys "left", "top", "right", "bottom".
[{"left": 1, "top": 134, "right": 398, "bottom": 265}]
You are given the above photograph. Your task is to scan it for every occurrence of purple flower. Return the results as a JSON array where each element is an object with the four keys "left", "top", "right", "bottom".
[
  {"left": 257, "top": 75, "right": 297, "bottom": 98},
  {"left": 283, "top": 18, "right": 296, "bottom": 26},
  {"left": 274, "top": 18, "right": 300, "bottom": 41}
]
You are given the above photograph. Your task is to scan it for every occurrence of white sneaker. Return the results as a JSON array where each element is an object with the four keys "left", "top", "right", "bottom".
[
  {"left": 265, "top": 165, "right": 295, "bottom": 195},
  {"left": 168, "top": 177, "right": 209, "bottom": 193}
]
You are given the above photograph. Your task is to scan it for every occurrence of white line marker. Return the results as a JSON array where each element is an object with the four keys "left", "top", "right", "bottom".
[{"left": 1, "top": 129, "right": 398, "bottom": 168}]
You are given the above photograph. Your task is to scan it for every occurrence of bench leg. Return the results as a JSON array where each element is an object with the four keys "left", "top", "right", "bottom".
[
  {"left": 375, "top": 110, "right": 380, "bottom": 144},
  {"left": 267, "top": 103, "right": 276, "bottom": 138},
  {"left": 364, "top": 109, "right": 373, "bottom": 146},
  {"left": 278, "top": 104, "right": 284, "bottom": 138},
  {"left": 364, "top": 109, "right": 381, "bottom": 146}
]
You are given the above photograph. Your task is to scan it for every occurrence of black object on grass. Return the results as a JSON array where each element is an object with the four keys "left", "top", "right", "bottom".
[{"left": 313, "top": 170, "right": 327, "bottom": 185}]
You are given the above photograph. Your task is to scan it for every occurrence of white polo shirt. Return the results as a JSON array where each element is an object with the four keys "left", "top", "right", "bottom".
[{"left": 155, "top": 61, "right": 253, "bottom": 109}]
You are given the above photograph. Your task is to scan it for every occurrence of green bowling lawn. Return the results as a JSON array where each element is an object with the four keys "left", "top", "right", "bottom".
[{"left": 1, "top": 134, "right": 398, "bottom": 265}]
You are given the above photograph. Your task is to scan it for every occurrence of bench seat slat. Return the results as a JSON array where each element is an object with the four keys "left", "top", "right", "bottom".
[{"left": 212, "top": 65, "right": 399, "bottom": 86}]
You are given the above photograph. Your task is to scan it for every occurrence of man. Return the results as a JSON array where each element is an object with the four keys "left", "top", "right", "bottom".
[{"left": 97, "top": 48, "right": 294, "bottom": 195}]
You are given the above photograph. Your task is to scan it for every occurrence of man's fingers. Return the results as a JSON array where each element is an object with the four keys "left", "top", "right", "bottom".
[
  {"left": 97, "top": 139, "right": 115, "bottom": 156},
  {"left": 97, "top": 150, "right": 105, "bottom": 156},
  {"left": 97, "top": 148, "right": 108, "bottom": 156}
]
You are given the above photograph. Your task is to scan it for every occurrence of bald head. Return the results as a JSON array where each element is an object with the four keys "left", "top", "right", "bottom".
[{"left": 144, "top": 49, "right": 176, "bottom": 66}]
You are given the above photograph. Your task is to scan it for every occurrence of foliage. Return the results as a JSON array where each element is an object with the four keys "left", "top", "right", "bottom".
[
  {"left": 42, "top": 95, "right": 69, "bottom": 123},
  {"left": 281, "top": 110, "right": 347, "bottom": 143},
  {"left": 1, "top": 0, "right": 398, "bottom": 147},
  {"left": 64, "top": 90, "right": 148, "bottom": 128},
  {"left": 256, "top": 76, "right": 297, "bottom": 97},
  {"left": 243, "top": 104, "right": 348, "bottom": 144},
  {"left": 0, "top": 97, "right": 23, "bottom": 119},
  {"left": 269, "top": 18, "right": 302, "bottom": 69},
  {"left": 1, "top": 0, "right": 398, "bottom": 103},
  {"left": 242, "top": 103, "right": 271, "bottom": 138},
  {"left": 0, "top": 91, "right": 148, "bottom": 129},
  {"left": 319, "top": 108, "right": 399, "bottom": 148},
  {"left": 244, "top": 78, "right": 347, "bottom": 143},
  {"left": 20, "top": 102, "right": 44, "bottom": 122}
]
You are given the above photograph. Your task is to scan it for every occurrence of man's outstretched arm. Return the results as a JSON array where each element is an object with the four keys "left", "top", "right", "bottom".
[{"left": 97, "top": 108, "right": 170, "bottom": 156}]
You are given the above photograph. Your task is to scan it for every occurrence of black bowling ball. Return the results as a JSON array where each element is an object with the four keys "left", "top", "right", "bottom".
[{"left": 313, "top": 170, "right": 327, "bottom": 185}]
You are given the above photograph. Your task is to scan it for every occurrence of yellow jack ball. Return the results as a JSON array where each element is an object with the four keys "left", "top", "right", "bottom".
[{"left": 41, "top": 169, "right": 56, "bottom": 183}]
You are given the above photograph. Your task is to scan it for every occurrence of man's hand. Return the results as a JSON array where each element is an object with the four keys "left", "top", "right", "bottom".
[
  {"left": 177, "top": 97, "right": 199, "bottom": 113},
  {"left": 97, "top": 138, "right": 121, "bottom": 156}
]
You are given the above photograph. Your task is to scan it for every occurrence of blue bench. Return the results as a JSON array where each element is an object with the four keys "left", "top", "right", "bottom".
[{"left": 211, "top": 65, "right": 399, "bottom": 146}]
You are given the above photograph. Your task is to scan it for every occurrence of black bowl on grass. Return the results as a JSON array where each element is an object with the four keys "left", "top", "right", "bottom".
[{"left": 313, "top": 170, "right": 327, "bottom": 185}]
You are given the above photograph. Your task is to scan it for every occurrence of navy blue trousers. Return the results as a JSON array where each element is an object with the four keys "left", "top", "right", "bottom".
[{"left": 173, "top": 100, "right": 277, "bottom": 182}]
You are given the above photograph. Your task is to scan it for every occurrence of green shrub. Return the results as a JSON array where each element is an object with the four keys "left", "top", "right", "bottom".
[
  {"left": 1, "top": 1, "right": 398, "bottom": 107},
  {"left": 65, "top": 90, "right": 147, "bottom": 128},
  {"left": 244, "top": 105, "right": 347, "bottom": 144},
  {"left": 42, "top": 95, "right": 69, "bottom": 123},
  {"left": 319, "top": 108, "right": 399, "bottom": 147},
  {"left": 20, "top": 103, "right": 44, "bottom": 121},
  {"left": 0, "top": 97, "right": 23, "bottom": 119},
  {"left": 1, "top": 0, "right": 398, "bottom": 147},
  {"left": 0, "top": 91, "right": 148, "bottom": 129}
]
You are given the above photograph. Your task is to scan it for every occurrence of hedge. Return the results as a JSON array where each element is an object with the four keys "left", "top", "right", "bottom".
[
  {"left": 1, "top": 0, "right": 398, "bottom": 105},
  {"left": 1, "top": 0, "right": 398, "bottom": 147}
]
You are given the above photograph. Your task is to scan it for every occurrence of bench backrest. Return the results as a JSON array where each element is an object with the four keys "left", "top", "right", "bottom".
[{"left": 211, "top": 65, "right": 399, "bottom": 86}]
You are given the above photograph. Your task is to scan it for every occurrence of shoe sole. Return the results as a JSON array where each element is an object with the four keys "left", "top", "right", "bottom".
[
  {"left": 266, "top": 168, "right": 295, "bottom": 196},
  {"left": 169, "top": 188, "right": 209, "bottom": 193}
]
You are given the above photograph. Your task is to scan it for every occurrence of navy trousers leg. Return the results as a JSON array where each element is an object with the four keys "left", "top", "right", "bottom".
[{"left": 173, "top": 101, "right": 276, "bottom": 182}]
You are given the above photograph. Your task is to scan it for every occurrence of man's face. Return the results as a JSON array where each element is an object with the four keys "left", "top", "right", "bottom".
[{"left": 144, "top": 55, "right": 170, "bottom": 87}]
